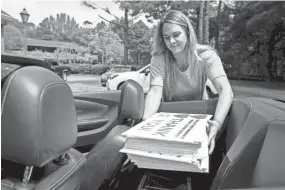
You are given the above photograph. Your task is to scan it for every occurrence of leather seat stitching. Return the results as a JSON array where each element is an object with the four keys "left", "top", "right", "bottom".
[
  {"left": 93, "top": 153, "right": 125, "bottom": 190},
  {"left": 87, "top": 128, "right": 125, "bottom": 160},
  {"left": 37, "top": 82, "right": 73, "bottom": 166},
  {"left": 227, "top": 97, "right": 252, "bottom": 136},
  {"left": 217, "top": 97, "right": 258, "bottom": 188},
  {"left": 233, "top": 97, "right": 253, "bottom": 110},
  {"left": 219, "top": 125, "right": 267, "bottom": 188},
  {"left": 226, "top": 97, "right": 253, "bottom": 145},
  {"left": 1, "top": 72, "right": 16, "bottom": 115},
  {"left": 87, "top": 133, "right": 124, "bottom": 188},
  {"left": 86, "top": 128, "right": 126, "bottom": 189},
  {"left": 46, "top": 156, "right": 85, "bottom": 190},
  {"left": 219, "top": 118, "right": 284, "bottom": 188}
]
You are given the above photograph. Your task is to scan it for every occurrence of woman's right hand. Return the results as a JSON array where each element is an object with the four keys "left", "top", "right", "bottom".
[
  {"left": 142, "top": 85, "right": 163, "bottom": 120},
  {"left": 207, "top": 120, "right": 222, "bottom": 155}
]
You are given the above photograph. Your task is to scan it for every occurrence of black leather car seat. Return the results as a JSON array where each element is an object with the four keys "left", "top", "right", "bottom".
[
  {"left": 81, "top": 79, "right": 145, "bottom": 190},
  {"left": 1, "top": 66, "right": 86, "bottom": 190},
  {"left": 211, "top": 97, "right": 285, "bottom": 190}
]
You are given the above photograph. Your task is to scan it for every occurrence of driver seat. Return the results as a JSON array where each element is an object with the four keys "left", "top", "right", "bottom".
[{"left": 1, "top": 66, "right": 86, "bottom": 190}]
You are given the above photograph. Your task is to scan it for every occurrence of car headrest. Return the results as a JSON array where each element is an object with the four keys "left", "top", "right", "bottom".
[
  {"left": 1, "top": 66, "right": 77, "bottom": 167},
  {"left": 250, "top": 120, "right": 285, "bottom": 187},
  {"left": 117, "top": 80, "right": 144, "bottom": 121}
]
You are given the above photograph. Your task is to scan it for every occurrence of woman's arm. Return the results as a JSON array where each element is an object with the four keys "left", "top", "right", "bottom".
[
  {"left": 142, "top": 85, "right": 163, "bottom": 120},
  {"left": 208, "top": 75, "right": 233, "bottom": 154},
  {"left": 212, "top": 76, "right": 233, "bottom": 126},
  {"left": 202, "top": 50, "right": 233, "bottom": 126}
]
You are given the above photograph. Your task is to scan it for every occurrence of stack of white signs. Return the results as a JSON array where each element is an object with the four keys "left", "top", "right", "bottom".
[{"left": 120, "top": 112, "right": 212, "bottom": 173}]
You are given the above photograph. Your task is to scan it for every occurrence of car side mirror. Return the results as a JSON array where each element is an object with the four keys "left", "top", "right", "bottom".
[{"left": 145, "top": 69, "right": 150, "bottom": 76}]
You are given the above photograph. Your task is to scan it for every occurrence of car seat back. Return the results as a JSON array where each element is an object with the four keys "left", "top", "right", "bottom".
[
  {"left": 211, "top": 98, "right": 285, "bottom": 189},
  {"left": 225, "top": 98, "right": 252, "bottom": 151},
  {"left": 1, "top": 66, "right": 86, "bottom": 190},
  {"left": 117, "top": 79, "right": 145, "bottom": 126}
]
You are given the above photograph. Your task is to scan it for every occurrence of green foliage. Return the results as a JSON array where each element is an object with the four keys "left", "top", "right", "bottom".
[
  {"left": 223, "top": 1, "right": 285, "bottom": 79},
  {"left": 70, "top": 64, "right": 111, "bottom": 75},
  {"left": 128, "top": 20, "right": 152, "bottom": 64},
  {"left": 4, "top": 24, "right": 24, "bottom": 50},
  {"left": 117, "top": 1, "right": 199, "bottom": 23},
  {"left": 37, "top": 13, "right": 80, "bottom": 42},
  {"left": 87, "top": 25, "right": 123, "bottom": 63},
  {"left": 96, "top": 21, "right": 107, "bottom": 31},
  {"left": 128, "top": 20, "right": 151, "bottom": 51},
  {"left": 3, "top": 1, "right": 283, "bottom": 80}
]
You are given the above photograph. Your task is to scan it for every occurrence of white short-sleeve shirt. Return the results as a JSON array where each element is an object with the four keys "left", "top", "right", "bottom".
[{"left": 150, "top": 50, "right": 226, "bottom": 101}]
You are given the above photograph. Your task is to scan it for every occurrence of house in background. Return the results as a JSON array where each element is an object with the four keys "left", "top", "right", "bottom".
[
  {"left": 26, "top": 38, "right": 95, "bottom": 64},
  {"left": 26, "top": 38, "right": 81, "bottom": 54},
  {"left": 1, "top": 10, "right": 18, "bottom": 51}
]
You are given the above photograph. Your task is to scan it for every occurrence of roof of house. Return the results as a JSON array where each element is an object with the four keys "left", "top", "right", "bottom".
[
  {"left": 27, "top": 38, "right": 87, "bottom": 51},
  {"left": 1, "top": 10, "right": 18, "bottom": 23}
]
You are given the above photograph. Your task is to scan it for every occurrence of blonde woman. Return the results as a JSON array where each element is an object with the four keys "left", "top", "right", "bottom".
[{"left": 143, "top": 10, "right": 233, "bottom": 154}]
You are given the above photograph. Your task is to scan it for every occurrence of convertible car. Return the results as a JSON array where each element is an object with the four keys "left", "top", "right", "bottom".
[{"left": 1, "top": 57, "right": 285, "bottom": 190}]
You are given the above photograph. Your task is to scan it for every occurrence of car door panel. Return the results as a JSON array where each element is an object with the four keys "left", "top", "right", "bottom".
[
  {"left": 73, "top": 91, "right": 121, "bottom": 148},
  {"left": 77, "top": 119, "right": 109, "bottom": 132},
  {"left": 74, "top": 90, "right": 121, "bottom": 102},
  {"left": 75, "top": 99, "right": 108, "bottom": 120}
]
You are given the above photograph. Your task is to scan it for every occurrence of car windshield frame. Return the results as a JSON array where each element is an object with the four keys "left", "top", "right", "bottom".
[
  {"left": 1, "top": 53, "right": 53, "bottom": 79},
  {"left": 1, "top": 53, "right": 52, "bottom": 69}
]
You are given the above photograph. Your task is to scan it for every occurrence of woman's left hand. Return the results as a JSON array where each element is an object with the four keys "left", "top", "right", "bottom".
[{"left": 207, "top": 120, "right": 221, "bottom": 155}]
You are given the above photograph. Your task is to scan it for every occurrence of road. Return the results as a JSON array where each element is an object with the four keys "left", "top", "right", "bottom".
[{"left": 67, "top": 74, "right": 285, "bottom": 102}]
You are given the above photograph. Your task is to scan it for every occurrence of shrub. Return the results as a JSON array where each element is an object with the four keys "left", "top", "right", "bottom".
[{"left": 70, "top": 64, "right": 111, "bottom": 75}]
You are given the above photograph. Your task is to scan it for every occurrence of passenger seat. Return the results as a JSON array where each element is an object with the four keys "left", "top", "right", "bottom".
[{"left": 81, "top": 80, "right": 145, "bottom": 190}]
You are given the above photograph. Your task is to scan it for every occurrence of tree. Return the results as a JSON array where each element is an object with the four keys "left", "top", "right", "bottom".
[
  {"left": 119, "top": 1, "right": 199, "bottom": 21},
  {"left": 119, "top": 1, "right": 208, "bottom": 44},
  {"left": 203, "top": 1, "right": 210, "bottom": 44},
  {"left": 197, "top": 1, "right": 205, "bottom": 43},
  {"left": 214, "top": 0, "right": 222, "bottom": 51},
  {"left": 70, "top": 27, "right": 90, "bottom": 47},
  {"left": 223, "top": 1, "right": 285, "bottom": 80},
  {"left": 37, "top": 13, "right": 80, "bottom": 42},
  {"left": 88, "top": 25, "right": 123, "bottom": 64},
  {"left": 128, "top": 20, "right": 152, "bottom": 65},
  {"left": 82, "top": 1, "right": 131, "bottom": 65},
  {"left": 3, "top": 20, "right": 40, "bottom": 40},
  {"left": 4, "top": 24, "right": 24, "bottom": 50},
  {"left": 96, "top": 21, "right": 107, "bottom": 31}
]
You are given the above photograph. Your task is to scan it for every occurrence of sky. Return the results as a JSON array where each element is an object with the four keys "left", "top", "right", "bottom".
[{"left": 1, "top": 0, "right": 153, "bottom": 27}]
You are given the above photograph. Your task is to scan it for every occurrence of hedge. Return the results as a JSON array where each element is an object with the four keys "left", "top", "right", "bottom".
[{"left": 69, "top": 64, "right": 112, "bottom": 75}]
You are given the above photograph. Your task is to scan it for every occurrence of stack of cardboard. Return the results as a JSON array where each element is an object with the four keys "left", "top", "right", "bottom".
[{"left": 120, "top": 112, "right": 212, "bottom": 173}]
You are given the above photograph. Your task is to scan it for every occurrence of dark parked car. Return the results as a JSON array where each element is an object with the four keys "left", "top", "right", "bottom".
[
  {"left": 1, "top": 54, "right": 70, "bottom": 81},
  {"left": 1, "top": 55, "right": 285, "bottom": 190},
  {"left": 101, "top": 65, "right": 137, "bottom": 86},
  {"left": 44, "top": 58, "right": 71, "bottom": 81}
]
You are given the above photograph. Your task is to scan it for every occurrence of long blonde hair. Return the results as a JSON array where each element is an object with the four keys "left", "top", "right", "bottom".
[{"left": 152, "top": 10, "right": 212, "bottom": 101}]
